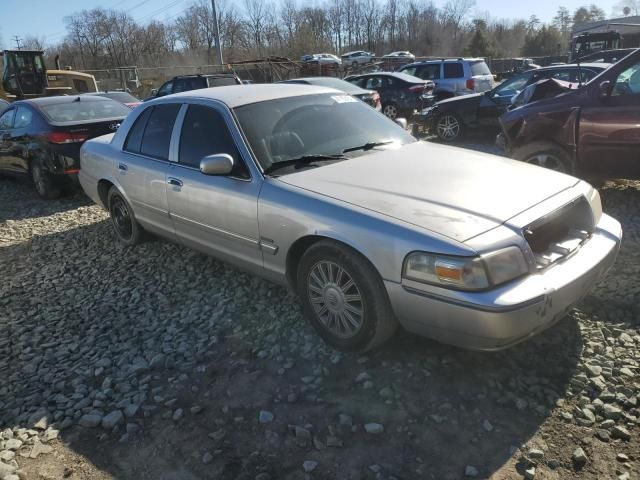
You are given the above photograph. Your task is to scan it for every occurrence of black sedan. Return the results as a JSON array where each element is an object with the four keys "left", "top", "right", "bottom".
[
  {"left": 0, "top": 95, "right": 130, "bottom": 198},
  {"left": 278, "top": 77, "right": 381, "bottom": 111},
  {"left": 420, "top": 63, "right": 609, "bottom": 142},
  {"left": 344, "top": 72, "right": 434, "bottom": 119}
]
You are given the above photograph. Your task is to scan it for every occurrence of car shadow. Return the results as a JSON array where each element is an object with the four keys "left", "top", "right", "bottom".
[
  {"left": 0, "top": 217, "right": 585, "bottom": 480},
  {"left": 0, "top": 176, "right": 91, "bottom": 222}
]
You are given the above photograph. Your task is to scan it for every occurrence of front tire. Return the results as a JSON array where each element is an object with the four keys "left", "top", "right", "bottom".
[
  {"left": 31, "top": 157, "right": 62, "bottom": 199},
  {"left": 297, "top": 240, "right": 398, "bottom": 352},
  {"left": 435, "top": 113, "right": 463, "bottom": 142},
  {"left": 382, "top": 103, "right": 399, "bottom": 119},
  {"left": 512, "top": 142, "right": 572, "bottom": 174},
  {"left": 108, "top": 186, "right": 145, "bottom": 245}
]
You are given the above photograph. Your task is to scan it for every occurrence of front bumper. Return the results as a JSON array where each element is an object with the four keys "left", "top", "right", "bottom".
[{"left": 385, "top": 214, "right": 622, "bottom": 351}]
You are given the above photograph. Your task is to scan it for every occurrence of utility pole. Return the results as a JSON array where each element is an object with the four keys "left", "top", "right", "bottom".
[
  {"left": 211, "top": 0, "right": 223, "bottom": 65},
  {"left": 13, "top": 35, "right": 23, "bottom": 50}
]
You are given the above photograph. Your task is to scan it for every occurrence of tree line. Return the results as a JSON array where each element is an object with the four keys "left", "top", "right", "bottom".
[{"left": 19, "top": 0, "right": 611, "bottom": 71}]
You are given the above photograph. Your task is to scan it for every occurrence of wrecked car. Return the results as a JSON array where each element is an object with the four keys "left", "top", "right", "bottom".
[{"left": 499, "top": 48, "right": 640, "bottom": 177}]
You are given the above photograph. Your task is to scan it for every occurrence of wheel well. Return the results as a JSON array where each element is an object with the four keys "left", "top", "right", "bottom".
[
  {"left": 97, "top": 179, "right": 114, "bottom": 209},
  {"left": 285, "top": 235, "right": 380, "bottom": 292}
]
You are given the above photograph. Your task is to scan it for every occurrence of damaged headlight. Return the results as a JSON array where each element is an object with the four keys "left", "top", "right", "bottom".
[{"left": 403, "top": 246, "right": 528, "bottom": 291}]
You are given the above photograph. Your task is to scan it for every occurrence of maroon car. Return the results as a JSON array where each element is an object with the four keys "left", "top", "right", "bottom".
[{"left": 499, "top": 49, "right": 640, "bottom": 178}]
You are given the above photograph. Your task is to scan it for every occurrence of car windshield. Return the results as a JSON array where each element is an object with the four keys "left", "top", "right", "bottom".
[
  {"left": 40, "top": 99, "right": 131, "bottom": 123},
  {"left": 234, "top": 93, "right": 415, "bottom": 173}
]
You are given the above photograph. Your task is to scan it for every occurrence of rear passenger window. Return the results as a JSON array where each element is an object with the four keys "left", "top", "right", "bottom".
[
  {"left": 141, "top": 104, "right": 181, "bottom": 159},
  {"left": 443, "top": 63, "right": 464, "bottom": 79},
  {"left": 179, "top": 105, "right": 248, "bottom": 178},
  {"left": 124, "top": 107, "right": 153, "bottom": 154},
  {"left": 13, "top": 106, "right": 33, "bottom": 128},
  {"left": 0, "top": 109, "right": 14, "bottom": 129}
]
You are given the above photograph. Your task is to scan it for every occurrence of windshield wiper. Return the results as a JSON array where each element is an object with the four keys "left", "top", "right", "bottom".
[
  {"left": 264, "top": 154, "right": 346, "bottom": 174},
  {"left": 342, "top": 140, "right": 394, "bottom": 153}
]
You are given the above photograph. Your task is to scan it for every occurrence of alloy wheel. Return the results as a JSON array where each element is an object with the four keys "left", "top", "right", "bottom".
[
  {"left": 525, "top": 153, "right": 566, "bottom": 173},
  {"left": 307, "top": 260, "right": 364, "bottom": 339},
  {"left": 436, "top": 115, "right": 460, "bottom": 141},
  {"left": 110, "top": 196, "right": 133, "bottom": 241},
  {"left": 383, "top": 104, "right": 398, "bottom": 118}
]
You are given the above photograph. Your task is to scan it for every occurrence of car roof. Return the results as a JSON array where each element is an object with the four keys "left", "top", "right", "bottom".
[
  {"left": 168, "top": 84, "right": 340, "bottom": 108},
  {"left": 406, "top": 58, "right": 485, "bottom": 65},
  {"left": 348, "top": 72, "right": 425, "bottom": 82},
  {"left": 536, "top": 63, "right": 610, "bottom": 70},
  {"left": 280, "top": 77, "right": 372, "bottom": 94},
  {"left": 173, "top": 74, "right": 237, "bottom": 79}
]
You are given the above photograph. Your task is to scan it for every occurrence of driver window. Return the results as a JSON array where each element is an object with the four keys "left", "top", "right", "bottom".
[
  {"left": 612, "top": 62, "right": 640, "bottom": 96},
  {"left": 0, "top": 109, "right": 15, "bottom": 130},
  {"left": 178, "top": 105, "right": 248, "bottom": 178}
]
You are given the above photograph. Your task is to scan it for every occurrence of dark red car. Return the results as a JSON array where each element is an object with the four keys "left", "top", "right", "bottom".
[{"left": 499, "top": 49, "right": 640, "bottom": 178}]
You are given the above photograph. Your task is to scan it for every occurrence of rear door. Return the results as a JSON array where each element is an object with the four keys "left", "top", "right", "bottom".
[
  {"left": 0, "top": 107, "right": 16, "bottom": 172},
  {"left": 166, "top": 102, "right": 263, "bottom": 271},
  {"left": 579, "top": 57, "right": 640, "bottom": 177},
  {"left": 118, "top": 103, "right": 179, "bottom": 238},
  {"left": 5, "top": 105, "right": 34, "bottom": 173}
]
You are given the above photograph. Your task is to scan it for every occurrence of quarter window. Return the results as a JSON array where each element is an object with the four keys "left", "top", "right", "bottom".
[
  {"left": 0, "top": 109, "right": 15, "bottom": 129},
  {"left": 178, "top": 105, "right": 248, "bottom": 178},
  {"left": 443, "top": 63, "right": 464, "bottom": 79},
  {"left": 124, "top": 107, "right": 153, "bottom": 154},
  {"left": 13, "top": 106, "right": 33, "bottom": 128}
]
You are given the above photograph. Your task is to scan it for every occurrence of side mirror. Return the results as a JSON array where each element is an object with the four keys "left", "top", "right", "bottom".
[
  {"left": 200, "top": 154, "right": 234, "bottom": 175},
  {"left": 394, "top": 117, "right": 408, "bottom": 129},
  {"left": 150, "top": 88, "right": 158, "bottom": 96},
  {"left": 598, "top": 80, "right": 612, "bottom": 99}
]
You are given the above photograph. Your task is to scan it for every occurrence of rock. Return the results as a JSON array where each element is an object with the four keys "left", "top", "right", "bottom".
[
  {"left": 572, "top": 447, "right": 587, "bottom": 468},
  {"left": 515, "top": 398, "right": 528, "bottom": 410},
  {"left": 364, "top": 423, "right": 384, "bottom": 434},
  {"left": 208, "top": 429, "right": 226, "bottom": 441},
  {"left": 581, "top": 408, "right": 596, "bottom": 424},
  {"left": 43, "top": 428, "right": 59, "bottom": 442},
  {"left": 585, "top": 365, "right": 602, "bottom": 377},
  {"left": 617, "top": 453, "right": 629, "bottom": 462},
  {"left": 524, "top": 466, "right": 536, "bottom": 479},
  {"left": 482, "top": 420, "right": 494, "bottom": 432},
  {"left": 0, "top": 450, "right": 16, "bottom": 462},
  {"left": 303, "top": 460, "right": 318, "bottom": 472},
  {"left": 293, "top": 426, "right": 312, "bottom": 441},
  {"left": 190, "top": 406, "right": 203, "bottom": 415},
  {"left": 172, "top": 408, "right": 184, "bottom": 421},
  {"left": 102, "top": 410, "right": 124, "bottom": 430},
  {"left": 603, "top": 404, "right": 622, "bottom": 420},
  {"left": 355, "top": 372, "right": 371, "bottom": 383},
  {"left": 202, "top": 452, "right": 213, "bottom": 464},
  {"left": 29, "top": 439, "right": 53, "bottom": 458},
  {"left": 379, "top": 387, "right": 394, "bottom": 399},
  {"left": 528, "top": 449, "right": 544, "bottom": 460},
  {"left": 611, "top": 426, "right": 631, "bottom": 441},
  {"left": 326, "top": 435, "right": 343, "bottom": 447},
  {"left": 28, "top": 409, "right": 50, "bottom": 430},
  {"left": 338, "top": 414, "right": 353, "bottom": 427},
  {"left": 0, "top": 462, "right": 16, "bottom": 477},
  {"left": 4, "top": 475, "right": 20, "bottom": 480},
  {"left": 464, "top": 465, "right": 479, "bottom": 477},
  {"left": 124, "top": 404, "right": 139, "bottom": 418},
  {"left": 595, "top": 429, "right": 610, "bottom": 442},
  {"left": 79, "top": 414, "right": 102, "bottom": 428},
  {"left": 5, "top": 439, "right": 22, "bottom": 450},
  {"left": 259, "top": 410, "right": 274, "bottom": 424},
  {"left": 618, "top": 473, "right": 630, "bottom": 480}
]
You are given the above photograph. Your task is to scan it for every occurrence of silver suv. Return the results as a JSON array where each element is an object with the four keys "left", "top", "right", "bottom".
[
  {"left": 400, "top": 58, "right": 494, "bottom": 100},
  {"left": 341, "top": 51, "right": 374, "bottom": 66}
]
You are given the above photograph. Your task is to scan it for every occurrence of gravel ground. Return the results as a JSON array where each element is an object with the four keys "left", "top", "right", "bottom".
[{"left": 0, "top": 160, "right": 639, "bottom": 480}]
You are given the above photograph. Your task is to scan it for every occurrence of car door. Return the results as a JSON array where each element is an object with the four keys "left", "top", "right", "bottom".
[
  {"left": 477, "top": 72, "right": 533, "bottom": 127},
  {"left": 5, "top": 105, "right": 34, "bottom": 173},
  {"left": 166, "top": 102, "right": 263, "bottom": 272},
  {"left": 118, "top": 103, "right": 179, "bottom": 238},
  {"left": 0, "top": 107, "right": 16, "bottom": 172},
  {"left": 579, "top": 57, "right": 640, "bottom": 177}
]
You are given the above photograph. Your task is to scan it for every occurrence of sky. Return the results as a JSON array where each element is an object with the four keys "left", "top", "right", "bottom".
[{"left": 0, "top": 0, "right": 620, "bottom": 50}]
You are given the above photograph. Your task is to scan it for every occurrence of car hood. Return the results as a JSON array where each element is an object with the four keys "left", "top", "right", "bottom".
[
  {"left": 436, "top": 92, "right": 484, "bottom": 108},
  {"left": 277, "top": 141, "right": 578, "bottom": 243}
]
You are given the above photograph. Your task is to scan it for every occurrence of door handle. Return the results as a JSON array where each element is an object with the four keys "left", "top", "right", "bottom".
[
  {"left": 167, "top": 177, "right": 183, "bottom": 187},
  {"left": 118, "top": 163, "right": 128, "bottom": 171}
]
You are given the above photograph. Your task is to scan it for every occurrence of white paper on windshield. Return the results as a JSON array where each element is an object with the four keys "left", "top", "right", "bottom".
[{"left": 332, "top": 95, "right": 358, "bottom": 103}]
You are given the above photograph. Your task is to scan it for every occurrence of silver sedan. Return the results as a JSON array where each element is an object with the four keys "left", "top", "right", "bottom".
[{"left": 79, "top": 84, "right": 621, "bottom": 352}]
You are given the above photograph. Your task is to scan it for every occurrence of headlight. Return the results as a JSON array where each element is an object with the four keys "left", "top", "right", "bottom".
[{"left": 403, "top": 246, "right": 528, "bottom": 291}]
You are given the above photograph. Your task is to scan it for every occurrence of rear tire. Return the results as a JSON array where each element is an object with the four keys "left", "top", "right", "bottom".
[
  {"left": 512, "top": 142, "right": 573, "bottom": 174},
  {"left": 108, "top": 186, "right": 145, "bottom": 246},
  {"left": 297, "top": 240, "right": 398, "bottom": 352},
  {"left": 31, "top": 157, "right": 62, "bottom": 199},
  {"left": 382, "top": 103, "right": 399, "bottom": 119}
]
